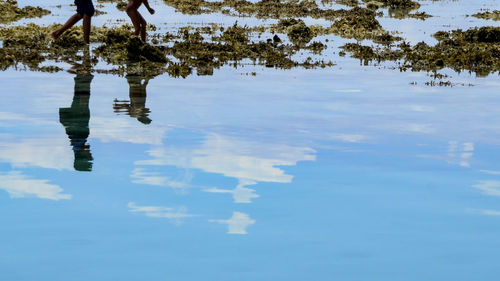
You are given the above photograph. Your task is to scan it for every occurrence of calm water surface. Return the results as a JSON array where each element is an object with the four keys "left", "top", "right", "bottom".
[{"left": 1, "top": 1, "right": 500, "bottom": 280}]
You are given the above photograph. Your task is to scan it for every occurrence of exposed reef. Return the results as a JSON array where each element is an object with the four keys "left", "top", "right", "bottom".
[
  {"left": 0, "top": 23, "right": 333, "bottom": 77},
  {"left": 160, "top": 0, "right": 422, "bottom": 18},
  {"left": 341, "top": 27, "right": 500, "bottom": 76},
  {"left": 472, "top": 10, "right": 500, "bottom": 21},
  {"left": 1, "top": 0, "right": 499, "bottom": 83},
  {"left": 0, "top": 0, "right": 50, "bottom": 24},
  {"left": 269, "top": 7, "right": 393, "bottom": 41},
  {"left": 96, "top": 0, "right": 128, "bottom": 11},
  {"left": 161, "top": 0, "right": 428, "bottom": 22},
  {"left": 362, "top": 0, "right": 420, "bottom": 9}
]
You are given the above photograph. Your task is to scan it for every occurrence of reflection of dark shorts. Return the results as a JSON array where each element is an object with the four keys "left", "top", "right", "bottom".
[{"left": 75, "top": 0, "right": 95, "bottom": 17}]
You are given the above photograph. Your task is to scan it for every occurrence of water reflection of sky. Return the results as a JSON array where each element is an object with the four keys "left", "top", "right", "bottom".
[
  {"left": 2, "top": 0, "right": 500, "bottom": 280},
  {"left": 2, "top": 63, "right": 500, "bottom": 280}
]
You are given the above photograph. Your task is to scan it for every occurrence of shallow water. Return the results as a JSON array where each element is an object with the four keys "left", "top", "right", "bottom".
[{"left": 2, "top": 1, "right": 500, "bottom": 280}]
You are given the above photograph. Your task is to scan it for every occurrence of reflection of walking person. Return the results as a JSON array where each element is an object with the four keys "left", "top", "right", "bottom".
[
  {"left": 114, "top": 75, "right": 152, "bottom": 124},
  {"left": 51, "top": 0, "right": 95, "bottom": 44},
  {"left": 59, "top": 73, "right": 94, "bottom": 172}
]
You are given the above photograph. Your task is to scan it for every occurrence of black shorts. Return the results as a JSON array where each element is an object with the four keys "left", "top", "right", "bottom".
[{"left": 75, "top": 0, "right": 95, "bottom": 17}]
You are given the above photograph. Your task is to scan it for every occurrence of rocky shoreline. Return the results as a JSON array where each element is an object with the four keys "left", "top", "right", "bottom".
[{"left": 0, "top": 0, "right": 499, "bottom": 83}]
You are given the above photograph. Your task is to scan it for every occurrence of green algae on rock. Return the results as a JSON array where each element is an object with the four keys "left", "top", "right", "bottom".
[
  {"left": 341, "top": 27, "right": 500, "bottom": 77},
  {"left": 472, "top": 10, "right": 500, "bottom": 21},
  {"left": 362, "top": 0, "right": 420, "bottom": 9},
  {"left": 162, "top": 0, "right": 328, "bottom": 19},
  {"left": 0, "top": 24, "right": 78, "bottom": 72},
  {"left": 0, "top": 0, "right": 50, "bottom": 24},
  {"left": 388, "top": 10, "right": 431, "bottom": 20},
  {"left": 362, "top": 0, "right": 429, "bottom": 20},
  {"left": 96, "top": 0, "right": 128, "bottom": 11},
  {"left": 127, "top": 37, "right": 168, "bottom": 63},
  {"left": 275, "top": 19, "right": 314, "bottom": 45},
  {"left": 0, "top": 23, "right": 333, "bottom": 77},
  {"left": 1, "top": 2, "right": 498, "bottom": 81},
  {"left": 340, "top": 42, "right": 403, "bottom": 65},
  {"left": 333, "top": 0, "right": 359, "bottom": 7},
  {"left": 270, "top": 7, "right": 393, "bottom": 41},
  {"left": 161, "top": 1, "right": 408, "bottom": 41},
  {"left": 93, "top": 26, "right": 168, "bottom": 65},
  {"left": 162, "top": 0, "right": 382, "bottom": 23},
  {"left": 168, "top": 26, "right": 297, "bottom": 72},
  {"left": 327, "top": 7, "right": 383, "bottom": 39}
]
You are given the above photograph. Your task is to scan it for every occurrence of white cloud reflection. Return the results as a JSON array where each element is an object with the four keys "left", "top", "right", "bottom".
[
  {"left": 479, "top": 210, "right": 500, "bottom": 216},
  {"left": 472, "top": 181, "right": 500, "bottom": 196},
  {"left": 0, "top": 111, "right": 55, "bottom": 126},
  {"left": 329, "top": 134, "right": 367, "bottom": 143},
  {"left": 0, "top": 137, "right": 73, "bottom": 170},
  {"left": 467, "top": 208, "right": 500, "bottom": 216},
  {"left": 91, "top": 117, "right": 166, "bottom": 145},
  {"left": 209, "top": 212, "right": 255, "bottom": 234},
  {"left": 480, "top": 170, "right": 500, "bottom": 175},
  {"left": 204, "top": 179, "right": 259, "bottom": 203},
  {"left": 405, "top": 124, "right": 435, "bottom": 134},
  {"left": 131, "top": 168, "right": 191, "bottom": 189},
  {"left": 408, "top": 105, "right": 435, "bottom": 113},
  {"left": 419, "top": 141, "right": 476, "bottom": 168},
  {"left": 0, "top": 171, "right": 71, "bottom": 200},
  {"left": 128, "top": 202, "right": 193, "bottom": 224},
  {"left": 134, "top": 134, "right": 316, "bottom": 202}
]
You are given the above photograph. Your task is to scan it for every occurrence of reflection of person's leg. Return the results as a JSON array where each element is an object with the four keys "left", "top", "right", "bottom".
[
  {"left": 82, "top": 44, "right": 91, "bottom": 69},
  {"left": 83, "top": 14, "right": 91, "bottom": 44},
  {"left": 59, "top": 74, "right": 94, "bottom": 171},
  {"left": 51, "top": 14, "right": 83, "bottom": 40},
  {"left": 127, "top": 75, "right": 152, "bottom": 124},
  {"left": 72, "top": 74, "right": 94, "bottom": 171}
]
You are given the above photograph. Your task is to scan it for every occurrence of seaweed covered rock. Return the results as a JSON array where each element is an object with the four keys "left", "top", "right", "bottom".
[
  {"left": 462, "top": 27, "right": 500, "bottom": 43},
  {"left": 92, "top": 25, "right": 168, "bottom": 69},
  {"left": 160, "top": 0, "right": 403, "bottom": 41},
  {"left": 341, "top": 26, "right": 500, "bottom": 77},
  {"left": 364, "top": 0, "right": 424, "bottom": 20},
  {"left": 53, "top": 28, "right": 87, "bottom": 48},
  {"left": 340, "top": 42, "right": 404, "bottom": 65},
  {"left": 416, "top": 27, "right": 500, "bottom": 75},
  {"left": 170, "top": 28, "right": 297, "bottom": 70},
  {"left": 252, "top": 0, "right": 320, "bottom": 18},
  {"left": 166, "top": 63, "right": 192, "bottom": 78},
  {"left": 334, "top": 0, "right": 359, "bottom": 7},
  {"left": 0, "top": 24, "right": 80, "bottom": 71},
  {"left": 0, "top": 0, "right": 50, "bottom": 24},
  {"left": 96, "top": 0, "right": 128, "bottom": 11},
  {"left": 220, "top": 24, "right": 249, "bottom": 44},
  {"left": 362, "top": 0, "right": 420, "bottom": 9},
  {"left": 329, "top": 7, "right": 383, "bottom": 39},
  {"left": 341, "top": 43, "right": 376, "bottom": 63},
  {"left": 126, "top": 37, "right": 168, "bottom": 63},
  {"left": 161, "top": 0, "right": 366, "bottom": 21},
  {"left": 472, "top": 10, "right": 500, "bottom": 21},
  {"left": 100, "top": 26, "right": 131, "bottom": 44},
  {"left": 277, "top": 19, "right": 314, "bottom": 45}
]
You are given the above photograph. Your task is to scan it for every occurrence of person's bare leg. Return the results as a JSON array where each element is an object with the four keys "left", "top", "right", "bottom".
[
  {"left": 52, "top": 13, "right": 83, "bottom": 40},
  {"left": 126, "top": 1, "right": 143, "bottom": 37},
  {"left": 138, "top": 14, "right": 147, "bottom": 41},
  {"left": 83, "top": 14, "right": 91, "bottom": 44},
  {"left": 128, "top": 10, "right": 142, "bottom": 36}
]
